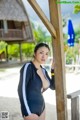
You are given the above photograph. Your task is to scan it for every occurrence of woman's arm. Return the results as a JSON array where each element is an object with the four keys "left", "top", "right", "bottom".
[
  {"left": 18, "top": 63, "right": 39, "bottom": 119},
  {"left": 18, "top": 63, "right": 32, "bottom": 115}
]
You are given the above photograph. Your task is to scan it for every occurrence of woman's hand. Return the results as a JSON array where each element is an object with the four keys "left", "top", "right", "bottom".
[{"left": 24, "top": 113, "right": 39, "bottom": 120}]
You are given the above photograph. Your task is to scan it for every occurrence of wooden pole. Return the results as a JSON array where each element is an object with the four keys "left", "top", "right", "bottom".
[
  {"left": 19, "top": 43, "right": 22, "bottom": 62},
  {"left": 6, "top": 45, "right": 8, "bottom": 62},
  {"left": 48, "top": 0, "right": 68, "bottom": 120},
  {"left": 27, "top": 0, "right": 56, "bottom": 38}
]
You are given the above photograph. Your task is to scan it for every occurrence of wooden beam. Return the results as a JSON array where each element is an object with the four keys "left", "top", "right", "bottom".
[
  {"left": 27, "top": 0, "right": 56, "bottom": 38},
  {"left": 48, "top": 0, "right": 68, "bottom": 120}
]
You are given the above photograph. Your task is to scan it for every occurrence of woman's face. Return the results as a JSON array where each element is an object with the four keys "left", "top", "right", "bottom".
[{"left": 34, "top": 46, "right": 49, "bottom": 64}]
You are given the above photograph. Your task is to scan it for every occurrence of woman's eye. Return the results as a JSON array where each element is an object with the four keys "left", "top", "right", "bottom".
[
  {"left": 46, "top": 53, "right": 48, "bottom": 55},
  {"left": 39, "top": 52, "right": 49, "bottom": 56},
  {"left": 40, "top": 52, "right": 43, "bottom": 54}
]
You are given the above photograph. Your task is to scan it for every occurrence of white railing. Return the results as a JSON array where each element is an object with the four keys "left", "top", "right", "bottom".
[{"left": 67, "top": 90, "right": 80, "bottom": 120}]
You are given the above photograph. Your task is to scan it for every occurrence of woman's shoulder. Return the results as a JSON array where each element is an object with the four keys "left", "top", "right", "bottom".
[
  {"left": 20, "top": 61, "right": 32, "bottom": 71},
  {"left": 24, "top": 61, "right": 32, "bottom": 67}
]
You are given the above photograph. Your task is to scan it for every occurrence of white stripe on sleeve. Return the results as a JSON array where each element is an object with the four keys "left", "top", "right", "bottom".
[{"left": 22, "top": 63, "right": 31, "bottom": 115}]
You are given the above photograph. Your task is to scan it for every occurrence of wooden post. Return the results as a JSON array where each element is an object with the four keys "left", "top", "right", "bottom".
[
  {"left": 27, "top": 0, "right": 56, "bottom": 38},
  {"left": 19, "top": 43, "right": 22, "bottom": 62},
  {"left": 27, "top": 0, "right": 67, "bottom": 120},
  {"left": 48, "top": 0, "right": 67, "bottom": 120},
  {"left": 6, "top": 45, "right": 8, "bottom": 62}
]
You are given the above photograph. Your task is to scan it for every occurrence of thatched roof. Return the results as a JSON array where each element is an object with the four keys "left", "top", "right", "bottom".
[
  {"left": 0, "top": 0, "right": 34, "bottom": 43},
  {"left": 0, "top": 0, "right": 29, "bottom": 22}
]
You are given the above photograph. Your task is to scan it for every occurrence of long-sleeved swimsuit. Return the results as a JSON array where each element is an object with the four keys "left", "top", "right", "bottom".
[{"left": 18, "top": 61, "right": 55, "bottom": 117}]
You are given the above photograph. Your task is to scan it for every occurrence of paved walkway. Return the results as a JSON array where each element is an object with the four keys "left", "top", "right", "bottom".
[{"left": 0, "top": 66, "right": 80, "bottom": 120}]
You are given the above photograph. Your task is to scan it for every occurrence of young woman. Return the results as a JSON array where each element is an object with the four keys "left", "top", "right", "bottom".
[{"left": 18, "top": 43, "right": 55, "bottom": 120}]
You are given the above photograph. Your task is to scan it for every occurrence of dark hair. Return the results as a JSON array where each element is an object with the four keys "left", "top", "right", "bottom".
[{"left": 34, "top": 42, "right": 50, "bottom": 53}]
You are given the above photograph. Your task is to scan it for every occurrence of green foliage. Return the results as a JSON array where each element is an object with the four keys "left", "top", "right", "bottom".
[
  {"left": 31, "top": 22, "right": 36, "bottom": 29},
  {"left": 74, "top": 5, "right": 80, "bottom": 14},
  {"left": 75, "top": 27, "right": 80, "bottom": 43},
  {"left": 36, "top": 26, "right": 48, "bottom": 43},
  {"left": 33, "top": 30, "right": 40, "bottom": 42},
  {"left": 8, "top": 44, "right": 19, "bottom": 58},
  {"left": 7, "top": 43, "right": 35, "bottom": 60},
  {"left": 32, "top": 22, "right": 51, "bottom": 44},
  {"left": 62, "top": 18, "right": 67, "bottom": 27},
  {"left": 65, "top": 45, "right": 79, "bottom": 64},
  {"left": 0, "top": 41, "right": 7, "bottom": 54},
  {"left": 22, "top": 43, "right": 35, "bottom": 57}
]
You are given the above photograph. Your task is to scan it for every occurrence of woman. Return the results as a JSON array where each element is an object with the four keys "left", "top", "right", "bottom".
[{"left": 18, "top": 43, "right": 55, "bottom": 120}]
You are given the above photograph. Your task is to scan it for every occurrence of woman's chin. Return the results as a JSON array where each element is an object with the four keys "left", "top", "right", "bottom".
[{"left": 41, "top": 61, "right": 46, "bottom": 64}]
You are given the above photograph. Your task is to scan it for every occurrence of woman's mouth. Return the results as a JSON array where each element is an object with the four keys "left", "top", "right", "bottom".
[{"left": 41, "top": 59, "right": 45, "bottom": 62}]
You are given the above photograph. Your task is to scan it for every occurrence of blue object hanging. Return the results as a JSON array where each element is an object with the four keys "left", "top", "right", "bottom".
[{"left": 67, "top": 19, "right": 75, "bottom": 47}]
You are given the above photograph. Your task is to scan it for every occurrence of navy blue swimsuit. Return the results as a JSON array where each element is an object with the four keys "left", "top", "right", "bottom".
[{"left": 18, "top": 61, "right": 55, "bottom": 117}]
